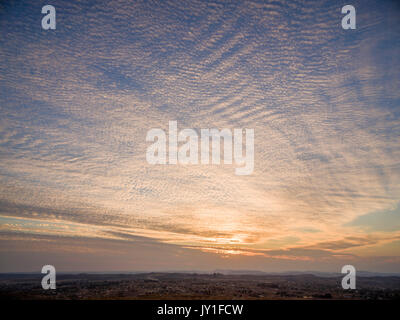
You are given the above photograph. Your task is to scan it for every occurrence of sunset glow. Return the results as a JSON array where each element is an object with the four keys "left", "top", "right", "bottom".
[{"left": 1, "top": 0, "right": 399, "bottom": 273}]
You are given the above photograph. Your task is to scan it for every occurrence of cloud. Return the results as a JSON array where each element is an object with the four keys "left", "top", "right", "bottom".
[{"left": 0, "top": 0, "right": 399, "bottom": 271}]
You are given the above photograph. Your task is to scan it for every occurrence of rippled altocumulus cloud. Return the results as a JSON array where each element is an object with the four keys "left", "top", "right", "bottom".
[{"left": 0, "top": 0, "right": 399, "bottom": 271}]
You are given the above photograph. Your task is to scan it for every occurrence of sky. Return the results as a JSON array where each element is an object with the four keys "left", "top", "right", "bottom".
[{"left": 0, "top": 0, "right": 400, "bottom": 273}]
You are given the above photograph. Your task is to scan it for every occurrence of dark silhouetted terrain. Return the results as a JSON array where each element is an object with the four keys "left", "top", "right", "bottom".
[{"left": 1, "top": 273, "right": 399, "bottom": 300}]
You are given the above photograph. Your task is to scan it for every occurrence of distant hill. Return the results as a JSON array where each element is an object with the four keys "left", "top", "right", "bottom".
[{"left": 213, "top": 269, "right": 400, "bottom": 277}]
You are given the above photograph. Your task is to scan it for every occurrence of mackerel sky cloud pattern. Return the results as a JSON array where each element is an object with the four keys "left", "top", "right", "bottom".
[{"left": 0, "top": 0, "right": 399, "bottom": 272}]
